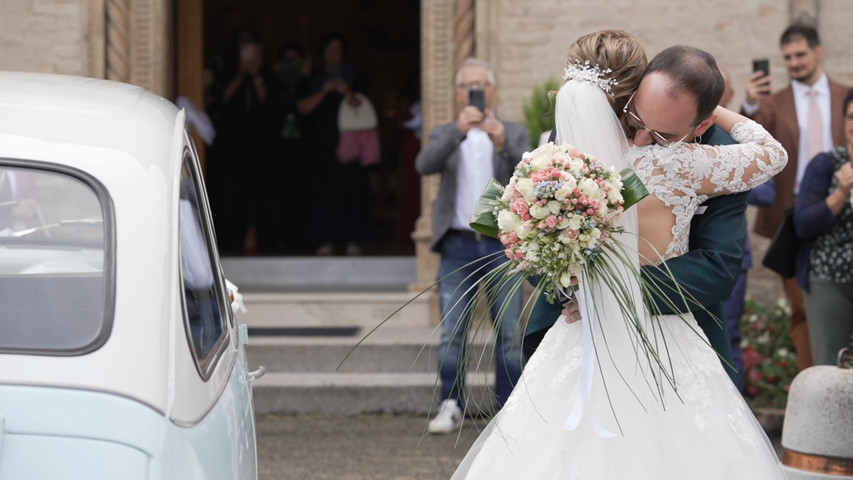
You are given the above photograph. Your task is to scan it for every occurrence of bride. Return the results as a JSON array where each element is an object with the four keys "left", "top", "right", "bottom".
[{"left": 450, "top": 31, "right": 788, "bottom": 479}]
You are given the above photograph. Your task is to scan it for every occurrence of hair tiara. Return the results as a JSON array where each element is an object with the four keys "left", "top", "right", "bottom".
[{"left": 562, "top": 60, "right": 618, "bottom": 95}]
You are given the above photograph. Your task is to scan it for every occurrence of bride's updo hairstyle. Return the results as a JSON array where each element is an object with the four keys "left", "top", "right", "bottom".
[{"left": 565, "top": 30, "right": 647, "bottom": 115}]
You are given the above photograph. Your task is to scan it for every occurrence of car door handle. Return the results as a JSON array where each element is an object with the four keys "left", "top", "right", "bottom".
[{"left": 247, "top": 365, "right": 266, "bottom": 383}]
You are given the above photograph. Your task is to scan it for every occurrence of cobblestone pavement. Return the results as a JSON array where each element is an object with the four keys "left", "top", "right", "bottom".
[
  {"left": 256, "top": 413, "right": 782, "bottom": 479},
  {"left": 256, "top": 413, "right": 487, "bottom": 480}
]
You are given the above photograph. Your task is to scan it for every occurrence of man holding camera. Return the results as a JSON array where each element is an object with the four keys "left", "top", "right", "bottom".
[
  {"left": 416, "top": 58, "right": 529, "bottom": 434},
  {"left": 743, "top": 23, "right": 850, "bottom": 369}
]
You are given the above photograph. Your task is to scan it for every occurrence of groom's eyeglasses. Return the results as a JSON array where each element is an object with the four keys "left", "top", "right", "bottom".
[{"left": 623, "top": 92, "right": 692, "bottom": 146}]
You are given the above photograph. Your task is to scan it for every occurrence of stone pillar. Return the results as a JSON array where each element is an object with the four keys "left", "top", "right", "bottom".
[
  {"left": 105, "top": 0, "right": 172, "bottom": 97},
  {"left": 454, "top": 0, "right": 475, "bottom": 70},
  {"left": 106, "top": 0, "right": 131, "bottom": 83},
  {"left": 413, "top": 0, "right": 476, "bottom": 322},
  {"left": 412, "top": 0, "right": 454, "bottom": 293}
]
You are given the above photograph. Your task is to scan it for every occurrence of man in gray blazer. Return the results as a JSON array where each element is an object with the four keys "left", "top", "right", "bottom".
[{"left": 416, "top": 58, "right": 530, "bottom": 434}]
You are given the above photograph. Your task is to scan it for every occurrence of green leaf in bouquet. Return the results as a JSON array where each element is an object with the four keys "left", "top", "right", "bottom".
[
  {"left": 619, "top": 168, "right": 649, "bottom": 210},
  {"left": 469, "top": 177, "right": 504, "bottom": 239}
]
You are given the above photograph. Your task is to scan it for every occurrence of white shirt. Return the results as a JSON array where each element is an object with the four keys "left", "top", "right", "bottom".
[
  {"left": 453, "top": 128, "right": 494, "bottom": 230},
  {"left": 791, "top": 73, "right": 832, "bottom": 194}
]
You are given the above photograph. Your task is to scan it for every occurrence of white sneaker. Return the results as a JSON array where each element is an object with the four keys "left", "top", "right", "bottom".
[{"left": 428, "top": 399, "right": 463, "bottom": 434}]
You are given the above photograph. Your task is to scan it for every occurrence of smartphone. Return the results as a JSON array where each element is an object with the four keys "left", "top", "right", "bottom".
[
  {"left": 752, "top": 58, "right": 770, "bottom": 77},
  {"left": 469, "top": 88, "right": 486, "bottom": 112}
]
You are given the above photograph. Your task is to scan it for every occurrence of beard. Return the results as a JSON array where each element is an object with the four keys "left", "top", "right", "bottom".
[{"left": 789, "top": 65, "right": 819, "bottom": 83}]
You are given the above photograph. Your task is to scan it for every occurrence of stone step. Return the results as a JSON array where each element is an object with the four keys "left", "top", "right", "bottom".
[
  {"left": 222, "top": 256, "right": 418, "bottom": 292},
  {"left": 245, "top": 327, "right": 501, "bottom": 374},
  {"left": 238, "top": 291, "right": 433, "bottom": 328},
  {"left": 252, "top": 372, "right": 498, "bottom": 416}
]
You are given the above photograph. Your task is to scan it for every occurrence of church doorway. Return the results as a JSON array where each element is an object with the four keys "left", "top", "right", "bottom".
[{"left": 185, "top": 1, "right": 421, "bottom": 257}]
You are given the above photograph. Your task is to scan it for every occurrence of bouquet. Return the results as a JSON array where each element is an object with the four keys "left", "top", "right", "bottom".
[{"left": 470, "top": 142, "right": 648, "bottom": 303}]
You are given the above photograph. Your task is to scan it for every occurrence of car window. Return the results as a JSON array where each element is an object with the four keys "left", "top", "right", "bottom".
[
  {"left": 179, "top": 149, "right": 229, "bottom": 376},
  {"left": 0, "top": 163, "right": 114, "bottom": 355}
]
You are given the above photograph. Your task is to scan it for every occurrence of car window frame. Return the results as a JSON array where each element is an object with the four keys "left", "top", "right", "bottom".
[
  {"left": 177, "top": 138, "right": 234, "bottom": 380},
  {"left": 0, "top": 158, "right": 117, "bottom": 356}
]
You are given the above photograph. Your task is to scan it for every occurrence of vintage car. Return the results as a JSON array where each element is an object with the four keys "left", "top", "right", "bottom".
[{"left": 0, "top": 71, "right": 262, "bottom": 479}]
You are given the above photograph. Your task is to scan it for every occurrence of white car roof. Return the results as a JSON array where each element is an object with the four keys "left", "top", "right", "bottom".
[{"left": 0, "top": 71, "right": 186, "bottom": 413}]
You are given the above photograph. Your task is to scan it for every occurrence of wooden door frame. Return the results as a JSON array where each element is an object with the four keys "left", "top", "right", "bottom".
[{"left": 175, "top": 0, "right": 207, "bottom": 169}]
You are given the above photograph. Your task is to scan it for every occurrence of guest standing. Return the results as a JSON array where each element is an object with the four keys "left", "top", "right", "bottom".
[
  {"left": 297, "top": 32, "right": 372, "bottom": 256},
  {"left": 742, "top": 24, "right": 851, "bottom": 369},
  {"left": 416, "top": 58, "right": 528, "bottom": 434},
  {"left": 793, "top": 88, "right": 853, "bottom": 365}
]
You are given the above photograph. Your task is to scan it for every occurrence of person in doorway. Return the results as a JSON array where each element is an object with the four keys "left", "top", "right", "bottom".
[
  {"left": 207, "top": 28, "right": 277, "bottom": 256},
  {"left": 297, "top": 32, "right": 373, "bottom": 256}
]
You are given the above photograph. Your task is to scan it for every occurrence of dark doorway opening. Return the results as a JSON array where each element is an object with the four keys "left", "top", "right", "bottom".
[{"left": 202, "top": 1, "right": 421, "bottom": 257}]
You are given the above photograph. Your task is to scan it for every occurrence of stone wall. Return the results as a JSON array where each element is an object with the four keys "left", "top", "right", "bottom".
[
  {"left": 481, "top": 0, "right": 853, "bottom": 123},
  {"left": 0, "top": 0, "right": 171, "bottom": 97},
  {"left": 0, "top": 0, "right": 104, "bottom": 77}
]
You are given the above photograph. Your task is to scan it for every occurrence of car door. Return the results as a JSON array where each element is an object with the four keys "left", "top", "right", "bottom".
[{"left": 176, "top": 131, "right": 258, "bottom": 479}]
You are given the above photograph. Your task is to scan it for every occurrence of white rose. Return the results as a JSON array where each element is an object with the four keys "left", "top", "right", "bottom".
[
  {"left": 516, "top": 177, "right": 535, "bottom": 202},
  {"left": 554, "top": 184, "right": 571, "bottom": 201},
  {"left": 547, "top": 200, "right": 562, "bottom": 215},
  {"left": 530, "top": 204, "right": 550, "bottom": 220},
  {"left": 529, "top": 152, "right": 551, "bottom": 170},
  {"left": 568, "top": 158, "right": 585, "bottom": 171},
  {"left": 588, "top": 227, "right": 601, "bottom": 240},
  {"left": 579, "top": 178, "right": 601, "bottom": 199},
  {"left": 567, "top": 215, "right": 584, "bottom": 230},
  {"left": 497, "top": 210, "right": 522, "bottom": 232},
  {"left": 606, "top": 188, "right": 623, "bottom": 204},
  {"left": 501, "top": 179, "right": 516, "bottom": 202},
  {"left": 559, "top": 271, "right": 574, "bottom": 288},
  {"left": 560, "top": 174, "right": 577, "bottom": 190}
]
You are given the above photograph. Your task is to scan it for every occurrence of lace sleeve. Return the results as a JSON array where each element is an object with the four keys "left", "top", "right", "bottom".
[{"left": 633, "top": 120, "right": 788, "bottom": 197}]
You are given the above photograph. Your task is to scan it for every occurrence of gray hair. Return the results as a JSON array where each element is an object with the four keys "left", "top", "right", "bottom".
[{"left": 455, "top": 58, "right": 497, "bottom": 86}]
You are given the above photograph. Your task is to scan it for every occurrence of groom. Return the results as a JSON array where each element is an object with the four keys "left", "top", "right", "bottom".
[{"left": 525, "top": 46, "right": 745, "bottom": 384}]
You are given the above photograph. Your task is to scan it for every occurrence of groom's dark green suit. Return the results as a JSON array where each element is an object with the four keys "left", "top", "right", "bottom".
[{"left": 524, "top": 125, "right": 746, "bottom": 384}]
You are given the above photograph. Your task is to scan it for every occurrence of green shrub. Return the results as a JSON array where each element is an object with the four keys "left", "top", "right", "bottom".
[{"left": 522, "top": 77, "right": 560, "bottom": 147}]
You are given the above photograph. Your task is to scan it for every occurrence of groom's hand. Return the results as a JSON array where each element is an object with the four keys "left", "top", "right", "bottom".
[{"left": 562, "top": 298, "right": 581, "bottom": 324}]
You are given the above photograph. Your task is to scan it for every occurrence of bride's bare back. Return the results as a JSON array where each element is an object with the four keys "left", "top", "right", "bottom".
[{"left": 630, "top": 121, "right": 786, "bottom": 265}]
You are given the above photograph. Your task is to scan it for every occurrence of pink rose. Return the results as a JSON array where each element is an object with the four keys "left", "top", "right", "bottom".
[{"left": 546, "top": 215, "right": 558, "bottom": 228}]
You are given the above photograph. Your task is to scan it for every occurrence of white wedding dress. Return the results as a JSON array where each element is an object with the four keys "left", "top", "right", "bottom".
[{"left": 450, "top": 80, "right": 789, "bottom": 480}]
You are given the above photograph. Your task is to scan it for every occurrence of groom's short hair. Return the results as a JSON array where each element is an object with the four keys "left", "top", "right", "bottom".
[{"left": 645, "top": 46, "right": 724, "bottom": 125}]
